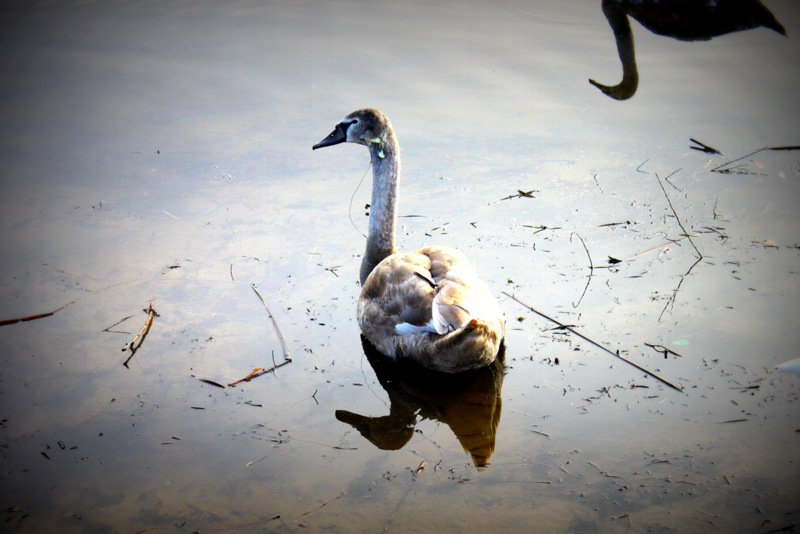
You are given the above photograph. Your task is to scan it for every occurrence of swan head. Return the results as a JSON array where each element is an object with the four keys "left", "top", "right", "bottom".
[{"left": 313, "top": 108, "right": 392, "bottom": 158}]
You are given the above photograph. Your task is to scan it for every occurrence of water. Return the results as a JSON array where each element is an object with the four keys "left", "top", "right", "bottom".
[{"left": 1, "top": 0, "right": 799, "bottom": 532}]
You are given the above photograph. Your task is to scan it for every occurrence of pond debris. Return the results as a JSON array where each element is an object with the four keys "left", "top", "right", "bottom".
[
  {"left": 689, "top": 138, "right": 722, "bottom": 155},
  {"left": 227, "top": 285, "right": 293, "bottom": 386},
  {"left": 522, "top": 224, "right": 557, "bottom": 235},
  {"left": 570, "top": 232, "right": 593, "bottom": 308},
  {"left": 122, "top": 300, "right": 158, "bottom": 368},
  {"left": 198, "top": 378, "right": 226, "bottom": 389},
  {"left": 502, "top": 291, "right": 684, "bottom": 393},
  {"left": 488, "top": 188, "right": 538, "bottom": 204},
  {"left": 413, "top": 459, "right": 427, "bottom": 477},
  {"left": 644, "top": 342, "right": 686, "bottom": 359},
  {"left": 0, "top": 299, "right": 78, "bottom": 327},
  {"left": 299, "top": 494, "right": 342, "bottom": 518},
  {"left": 101, "top": 314, "right": 134, "bottom": 333},
  {"left": 597, "top": 220, "right": 634, "bottom": 228},
  {"left": 587, "top": 460, "right": 621, "bottom": 478},
  {"left": 251, "top": 283, "right": 291, "bottom": 361},
  {"left": 710, "top": 144, "right": 800, "bottom": 174},
  {"left": 228, "top": 356, "right": 292, "bottom": 386},
  {"left": 652, "top": 170, "right": 704, "bottom": 321}
]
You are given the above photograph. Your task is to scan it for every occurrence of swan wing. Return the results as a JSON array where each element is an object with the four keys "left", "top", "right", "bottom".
[
  {"left": 358, "top": 246, "right": 505, "bottom": 372},
  {"left": 358, "top": 251, "right": 437, "bottom": 346}
]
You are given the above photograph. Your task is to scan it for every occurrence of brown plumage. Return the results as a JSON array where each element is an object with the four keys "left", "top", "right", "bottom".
[{"left": 313, "top": 108, "right": 504, "bottom": 373}]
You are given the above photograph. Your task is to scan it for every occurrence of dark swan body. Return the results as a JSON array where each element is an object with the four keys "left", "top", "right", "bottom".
[
  {"left": 590, "top": 0, "right": 786, "bottom": 100},
  {"left": 313, "top": 109, "right": 505, "bottom": 373}
]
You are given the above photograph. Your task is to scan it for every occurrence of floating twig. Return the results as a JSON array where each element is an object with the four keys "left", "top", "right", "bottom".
[
  {"left": 299, "top": 494, "right": 342, "bottom": 517},
  {"left": 522, "top": 224, "right": 556, "bottom": 235},
  {"left": 228, "top": 355, "right": 293, "bottom": 387},
  {"left": 597, "top": 220, "right": 633, "bottom": 227},
  {"left": 251, "top": 283, "right": 292, "bottom": 362},
  {"left": 689, "top": 138, "right": 722, "bottom": 155},
  {"left": 711, "top": 145, "right": 800, "bottom": 174},
  {"left": 228, "top": 285, "right": 294, "bottom": 386},
  {"left": 488, "top": 189, "right": 538, "bottom": 205},
  {"left": 655, "top": 171, "right": 699, "bottom": 259},
  {"left": 502, "top": 292, "right": 683, "bottom": 392},
  {"left": 198, "top": 378, "right": 226, "bottom": 389},
  {"left": 654, "top": 171, "right": 704, "bottom": 321},
  {"left": 570, "top": 232, "right": 593, "bottom": 309},
  {"left": 0, "top": 299, "right": 78, "bottom": 327},
  {"left": 645, "top": 342, "right": 685, "bottom": 359},
  {"left": 123, "top": 301, "right": 157, "bottom": 368},
  {"left": 384, "top": 481, "right": 414, "bottom": 533},
  {"left": 413, "top": 460, "right": 428, "bottom": 477},
  {"left": 102, "top": 314, "right": 134, "bottom": 333}
]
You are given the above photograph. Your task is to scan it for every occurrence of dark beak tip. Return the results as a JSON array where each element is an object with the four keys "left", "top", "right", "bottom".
[{"left": 312, "top": 124, "right": 348, "bottom": 151}]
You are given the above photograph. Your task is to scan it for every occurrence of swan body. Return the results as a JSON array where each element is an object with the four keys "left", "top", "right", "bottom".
[
  {"left": 313, "top": 108, "right": 504, "bottom": 373},
  {"left": 606, "top": 0, "right": 785, "bottom": 41},
  {"left": 590, "top": 0, "right": 786, "bottom": 100}
]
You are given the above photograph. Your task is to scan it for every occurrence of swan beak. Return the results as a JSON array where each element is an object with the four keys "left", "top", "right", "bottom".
[{"left": 313, "top": 123, "right": 348, "bottom": 150}]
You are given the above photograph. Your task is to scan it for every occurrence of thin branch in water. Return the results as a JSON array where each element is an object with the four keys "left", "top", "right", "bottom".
[
  {"left": 662, "top": 168, "right": 682, "bottom": 192},
  {"left": 597, "top": 220, "right": 633, "bottom": 227},
  {"left": 658, "top": 256, "right": 702, "bottom": 322},
  {"left": 228, "top": 356, "right": 293, "bottom": 386},
  {"left": 228, "top": 286, "right": 294, "bottom": 386},
  {"left": 0, "top": 299, "right": 78, "bottom": 327},
  {"left": 711, "top": 145, "right": 800, "bottom": 174},
  {"left": 570, "top": 232, "right": 593, "bottom": 309},
  {"left": 501, "top": 291, "right": 683, "bottom": 392},
  {"left": 101, "top": 314, "right": 134, "bottom": 333},
  {"left": 123, "top": 301, "right": 158, "bottom": 368},
  {"left": 488, "top": 189, "right": 538, "bottom": 205},
  {"left": 522, "top": 224, "right": 556, "bottom": 235},
  {"left": 689, "top": 138, "right": 722, "bottom": 155},
  {"left": 655, "top": 171, "right": 702, "bottom": 261},
  {"left": 250, "top": 283, "right": 292, "bottom": 363},
  {"left": 179, "top": 513, "right": 281, "bottom": 534},
  {"left": 198, "top": 378, "right": 226, "bottom": 389},
  {"left": 228, "top": 362, "right": 290, "bottom": 386},
  {"left": 383, "top": 479, "right": 415, "bottom": 533},
  {"left": 644, "top": 342, "right": 686, "bottom": 359},
  {"left": 633, "top": 236, "right": 685, "bottom": 257},
  {"left": 299, "top": 494, "right": 342, "bottom": 517}
]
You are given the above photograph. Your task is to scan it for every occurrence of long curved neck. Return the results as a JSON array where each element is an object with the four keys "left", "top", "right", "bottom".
[
  {"left": 360, "top": 133, "right": 400, "bottom": 285},
  {"left": 590, "top": 0, "right": 638, "bottom": 100}
]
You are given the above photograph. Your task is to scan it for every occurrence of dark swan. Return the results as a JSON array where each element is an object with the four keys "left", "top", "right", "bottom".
[
  {"left": 590, "top": 0, "right": 787, "bottom": 100},
  {"left": 313, "top": 109, "right": 505, "bottom": 373}
]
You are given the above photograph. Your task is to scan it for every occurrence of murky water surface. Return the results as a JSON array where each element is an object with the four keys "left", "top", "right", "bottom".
[{"left": 1, "top": 0, "right": 799, "bottom": 532}]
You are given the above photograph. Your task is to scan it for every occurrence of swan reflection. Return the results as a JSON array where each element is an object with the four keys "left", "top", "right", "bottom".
[
  {"left": 590, "top": 0, "right": 787, "bottom": 100},
  {"left": 336, "top": 338, "right": 505, "bottom": 468}
]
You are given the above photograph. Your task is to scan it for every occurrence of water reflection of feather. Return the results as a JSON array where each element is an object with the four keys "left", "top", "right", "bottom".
[
  {"left": 336, "top": 337, "right": 505, "bottom": 468},
  {"left": 590, "top": 0, "right": 787, "bottom": 100}
]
